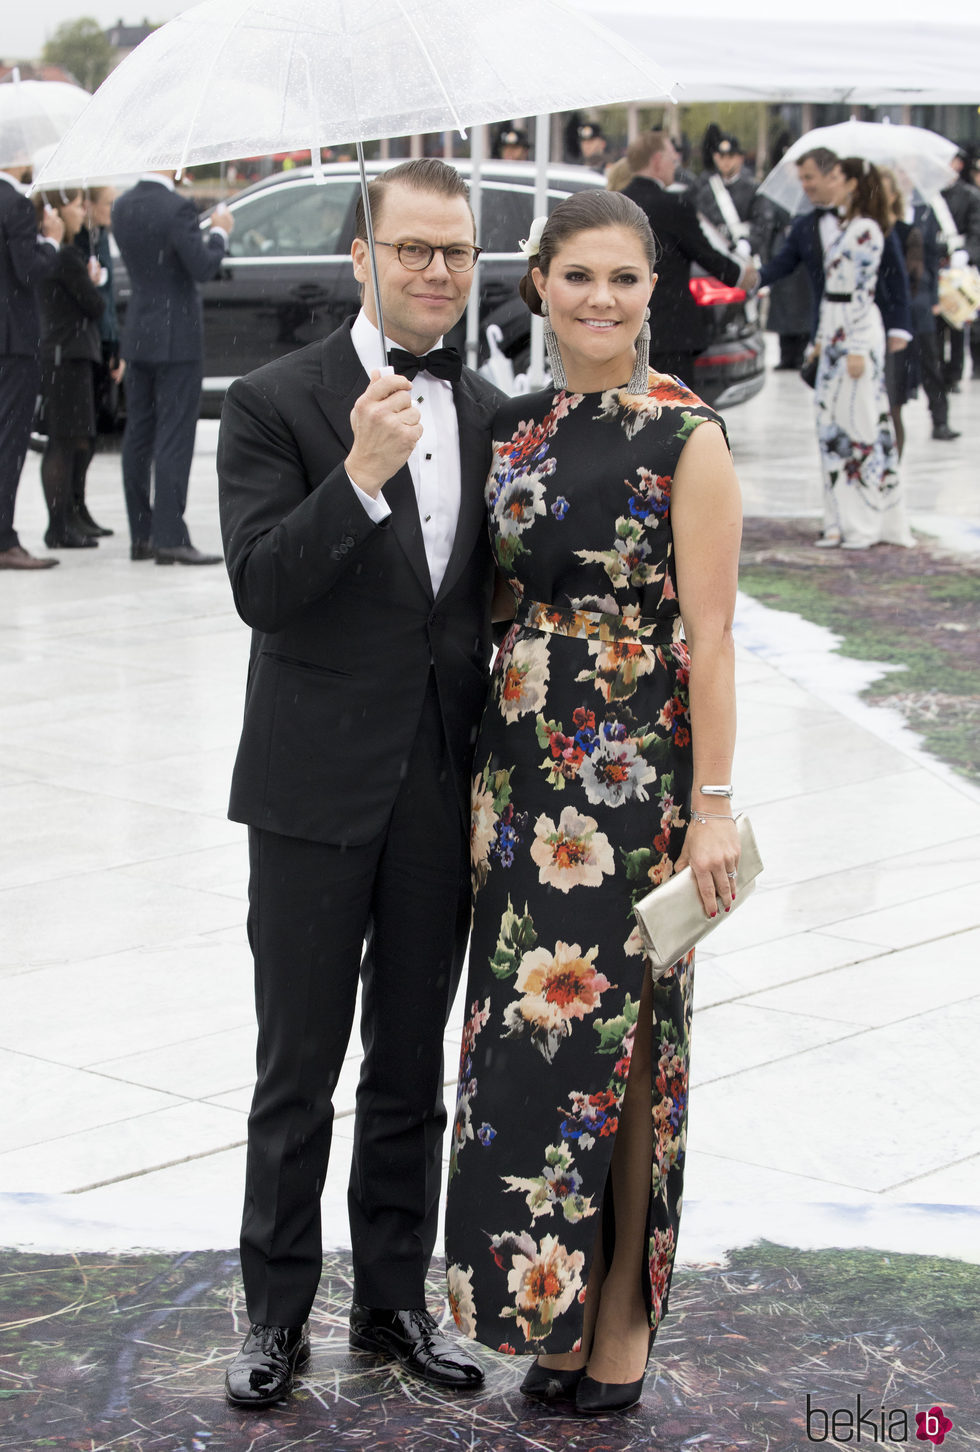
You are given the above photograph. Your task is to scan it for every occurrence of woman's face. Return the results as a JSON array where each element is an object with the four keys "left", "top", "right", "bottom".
[
  {"left": 88, "top": 189, "right": 114, "bottom": 227},
  {"left": 59, "top": 195, "right": 87, "bottom": 241},
  {"left": 533, "top": 225, "right": 655, "bottom": 392}
]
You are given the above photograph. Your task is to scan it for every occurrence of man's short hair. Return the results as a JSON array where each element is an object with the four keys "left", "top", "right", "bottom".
[
  {"left": 354, "top": 158, "right": 472, "bottom": 240},
  {"left": 626, "top": 129, "right": 670, "bottom": 174},
  {"left": 796, "top": 147, "right": 840, "bottom": 174}
]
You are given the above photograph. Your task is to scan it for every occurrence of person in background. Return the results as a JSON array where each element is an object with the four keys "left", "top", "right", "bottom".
[
  {"left": 623, "top": 131, "right": 757, "bottom": 388},
  {"left": 112, "top": 171, "right": 233, "bottom": 563},
  {"left": 34, "top": 188, "right": 105, "bottom": 552},
  {"left": 577, "top": 121, "right": 609, "bottom": 174},
  {"left": 694, "top": 128, "right": 768, "bottom": 260},
  {"left": 759, "top": 147, "right": 912, "bottom": 359},
  {"left": 605, "top": 157, "right": 634, "bottom": 194},
  {"left": 971, "top": 154, "right": 980, "bottom": 380},
  {"left": 812, "top": 158, "right": 912, "bottom": 550},
  {"left": 878, "top": 168, "right": 958, "bottom": 451},
  {"left": 936, "top": 149, "right": 980, "bottom": 392},
  {"left": 495, "top": 127, "right": 530, "bottom": 163},
  {"left": 72, "top": 185, "right": 124, "bottom": 538},
  {"left": 0, "top": 160, "right": 63, "bottom": 570}
]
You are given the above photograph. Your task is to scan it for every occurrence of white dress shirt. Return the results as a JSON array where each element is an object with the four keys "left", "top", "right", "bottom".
[{"left": 348, "top": 308, "right": 462, "bottom": 597}]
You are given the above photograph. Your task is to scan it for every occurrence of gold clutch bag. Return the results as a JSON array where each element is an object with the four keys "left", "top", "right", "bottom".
[{"left": 633, "top": 815, "right": 763, "bottom": 976}]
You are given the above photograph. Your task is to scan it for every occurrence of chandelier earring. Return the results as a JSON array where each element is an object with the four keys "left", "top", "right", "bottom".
[
  {"left": 541, "top": 298, "right": 568, "bottom": 392},
  {"left": 628, "top": 306, "right": 651, "bottom": 394}
]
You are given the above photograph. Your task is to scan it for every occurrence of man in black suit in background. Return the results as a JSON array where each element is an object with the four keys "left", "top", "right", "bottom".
[
  {"left": 0, "top": 162, "right": 63, "bottom": 570},
  {"left": 623, "top": 130, "right": 758, "bottom": 388},
  {"left": 112, "top": 172, "right": 233, "bottom": 563},
  {"left": 218, "top": 158, "right": 502, "bottom": 1409}
]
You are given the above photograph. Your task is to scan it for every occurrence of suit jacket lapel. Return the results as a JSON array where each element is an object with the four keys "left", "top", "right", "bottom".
[
  {"left": 435, "top": 372, "right": 495, "bottom": 605},
  {"left": 311, "top": 326, "right": 433, "bottom": 600}
]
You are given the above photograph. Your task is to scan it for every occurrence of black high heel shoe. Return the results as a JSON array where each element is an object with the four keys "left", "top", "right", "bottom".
[
  {"left": 575, "top": 1330, "right": 653, "bottom": 1416},
  {"left": 73, "top": 503, "right": 114, "bottom": 538},
  {"left": 520, "top": 1358, "right": 586, "bottom": 1403}
]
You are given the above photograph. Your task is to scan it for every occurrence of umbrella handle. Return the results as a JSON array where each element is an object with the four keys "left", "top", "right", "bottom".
[{"left": 357, "top": 141, "right": 389, "bottom": 373}]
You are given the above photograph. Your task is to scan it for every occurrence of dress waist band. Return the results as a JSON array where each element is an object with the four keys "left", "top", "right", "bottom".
[
  {"left": 824, "top": 290, "right": 853, "bottom": 302},
  {"left": 514, "top": 599, "right": 681, "bottom": 645}
]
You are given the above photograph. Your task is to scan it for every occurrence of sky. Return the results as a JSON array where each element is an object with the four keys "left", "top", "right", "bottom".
[{"left": 5, "top": 0, "right": 980, "bottom": 68}]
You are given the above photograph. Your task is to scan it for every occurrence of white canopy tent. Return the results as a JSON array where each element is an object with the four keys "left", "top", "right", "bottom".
[{"left": 566, "top": 1, "right": 980, "bottom": 106}]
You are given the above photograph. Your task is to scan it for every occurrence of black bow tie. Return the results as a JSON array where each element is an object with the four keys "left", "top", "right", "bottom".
[{"left": 388, "top": 346, "right": 462, "bottom": 382}]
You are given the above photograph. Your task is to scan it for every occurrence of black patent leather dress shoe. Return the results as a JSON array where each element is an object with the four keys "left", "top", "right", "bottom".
[
  {"left": 225, "top": 1322, "right": 310, "bottom": 1408},
  {"left": 44, "top": 525, "right": 97, "bottom": 549},
  {"left": 130, "top": 541, "right": 155, "bottom": 561},
  {"left": 932, "top": 423, "right": 961, "bottom": 440},
  {"left": 520, "top": 1358, "right": 586, "bottom": 1402},
  {"left": 155, "top": 544, "right": 223, "bottom": 565},
  {"left": 349, "top": 1304, "right": 485, "bottom": 1390}
]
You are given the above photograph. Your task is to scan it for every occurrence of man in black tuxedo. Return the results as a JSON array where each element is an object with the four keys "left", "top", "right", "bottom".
[
  {"left": 112, "top": 173, "right": 233, "bottom": 563},
  {"left": 0, "top": 163, "right": 63, "bottom": 570},
  {"left": 759, "top": 148, "right": 912, "bottom": 347},
  {"left": 218, "top": 158, "right": 503, "bottom": 1409},
  {"left": 623, "top": 130, "right": 758, "bottom": 388}
]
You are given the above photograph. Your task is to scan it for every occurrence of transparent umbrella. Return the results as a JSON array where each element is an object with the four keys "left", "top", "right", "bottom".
[
  {"left": 758, "top": 119, "right": 958, "bottom": 214},
  {"left": 0, "top": 75, "right": 91, "bottom": 169},
  {"left": 32, "top": 0, "right": 675, "bottom": 360}
]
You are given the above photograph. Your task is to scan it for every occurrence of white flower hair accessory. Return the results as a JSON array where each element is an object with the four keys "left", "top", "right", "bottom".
[{"left": 519, "top": 215, "right": 548, "bottom": 259}]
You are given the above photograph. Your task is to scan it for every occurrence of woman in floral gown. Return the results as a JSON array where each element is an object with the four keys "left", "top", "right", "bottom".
[
  {"left": 444, "top": 192, "right": 742, "bottom": 1414},
  {"left": 813, "top": 158, "right": 913, "bottom": 550}
]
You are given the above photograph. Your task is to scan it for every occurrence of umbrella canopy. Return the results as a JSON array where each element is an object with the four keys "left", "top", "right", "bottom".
[
  {"left": 758, "top": 120, "right": 958, "bottom": 214},
  {"left": 34, "top": 0, "right": 674, "bottom": 186},
  {"left": 0, "top": 77, "right": 91, "bottom": 169}
]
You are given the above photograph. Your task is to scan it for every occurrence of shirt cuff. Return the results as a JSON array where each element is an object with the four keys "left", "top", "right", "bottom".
[
  {"left": 37, "top": 234, "right": 59, "bottom": 250},
  {"left": 347, "top": 473, "right": 391, "bottom": 523},
  {"left": 887, "top": 329, "right": 913, "bottom": 342}
]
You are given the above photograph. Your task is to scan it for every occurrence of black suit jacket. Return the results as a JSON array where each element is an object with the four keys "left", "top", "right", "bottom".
[
  {"left": 112, "top": 180, "right": 226, "bottom": 363},
  {"left": 760, "top": 211, "right": 913, "bottom": 339},
  {"left": 622, "top": 174, "right": 743, "bottom": 353},
  {"left": 38, "top": 245, "right": 105, "bottom": 364},
  {"left": 0, "top": 179, "right": 59, "bottom": 358},
  {"left": 218, "top": 321, "right": 505, "bottom": 847}
]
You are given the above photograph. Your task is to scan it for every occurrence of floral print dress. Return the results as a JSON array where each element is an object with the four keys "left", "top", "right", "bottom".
[
  {"left": 444, "top": 374, "right": 725, "bottom": 1356},
  {"left": 816, "top": 216, "right": 912, "bottom": 547}
]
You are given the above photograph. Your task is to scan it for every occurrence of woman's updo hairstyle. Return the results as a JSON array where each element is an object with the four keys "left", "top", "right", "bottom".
[{"left": 518, "top": 190, "right": 658, "bottom": 316}]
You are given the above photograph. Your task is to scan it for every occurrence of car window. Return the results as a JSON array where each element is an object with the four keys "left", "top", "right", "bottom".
[
  {"left": 228, "top": 179, "right": 360, "bottom": 258},
  {"left": 480, "top": 184, "right": 535, "bottom": 253}
]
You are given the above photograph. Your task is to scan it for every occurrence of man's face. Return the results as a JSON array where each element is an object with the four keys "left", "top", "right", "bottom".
[
  {"left": 713, "top": 148, "right": 742, "bottom": 181},
  {"left": 580, "top": 136, "right": 606, "bottom": 161},
  {"left": 648, "top": 139, "right": 678, "bottom": 185},
  {"left": 798, "top": 159, "right": 841, "bottom": 207},
  {"left": 500, "top": 143, "right": 528, "bottom": 162},
  {"left": 351, "top": 182, "right": 475, "bottom": 354}
]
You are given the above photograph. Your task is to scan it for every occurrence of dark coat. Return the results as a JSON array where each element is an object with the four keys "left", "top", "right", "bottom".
[
  {"left": 218, "top": 319, "right": 505, "bottom": 847},
  {"left": 38, "top": 244, "right": 105, "bottom": 364},
  {"left": 940, "top": 179, "right": 980, "bottom": 265},
  {"left": 0, "top": 178, "right": 59, "bottom": 358},
  {"left": 692, "top": 168, "right": 770, "bottom": 256},
  {"left": 622, "top": 174, "right": 743, "bottom": 353},
  {"left": 112, "top": 180, "right": 226, "bottom": 363},
  {"left": 760, "top": 210, "right": 913, "bottom": 338}
]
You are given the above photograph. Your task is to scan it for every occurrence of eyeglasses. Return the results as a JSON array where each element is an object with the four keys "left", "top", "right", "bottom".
[{"left": 375, "top": 240, "right": 482, "bottom": 272}]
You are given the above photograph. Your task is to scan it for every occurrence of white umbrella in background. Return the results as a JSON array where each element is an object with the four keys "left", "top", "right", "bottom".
[
  {"left": 0, "top": 74, "right": 91, "bottom": 169},
  {"left": 758, "top": 119, "right": 959, "bottom": 214},
  {"left": 32, "top": 0, "right": 675, "bottom": 367}
]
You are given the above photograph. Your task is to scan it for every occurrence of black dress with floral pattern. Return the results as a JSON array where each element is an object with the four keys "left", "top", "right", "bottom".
[{"left": 444, "top": 373, "right": 726, "bottom": 1356}]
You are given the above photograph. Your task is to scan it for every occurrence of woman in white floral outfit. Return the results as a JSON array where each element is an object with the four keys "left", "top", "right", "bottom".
[
  {"left": 814, "top": 157, "right": 913, "bottom": 550},
  {"left": 445, "top": 192, "right": 741, "bottom": 1415}
]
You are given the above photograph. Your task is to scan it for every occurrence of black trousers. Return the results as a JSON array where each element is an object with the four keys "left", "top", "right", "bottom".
[
  {"left": 0, "top": 356, "right": 40, "bottom": 552},
  {"left": 917, "top": 328, "right": 949, "bottom": 428},
  {"left": 121, "top": 360, "right": 201, "bottom": 548},
  {"left": 240, "top": 677, "right": 471, "bottom": 1327},
  {"left": 937, "top": 317, "right": 965, "bottom": 388},
  {"left": 650, "top": 349, "right": 696, "bottom": 389}
]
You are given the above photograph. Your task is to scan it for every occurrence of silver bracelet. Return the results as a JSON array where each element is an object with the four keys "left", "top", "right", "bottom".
[
  {"left": 699, "top": 784, "right": 734, "bottom": 798},
  {"left": 690, "top": 808, "right": 742, "bottom": 824}
]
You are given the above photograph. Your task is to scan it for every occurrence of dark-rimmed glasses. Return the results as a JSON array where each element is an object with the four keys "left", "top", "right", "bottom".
[{"left": 375, "top": 240, "right": 482, "bottom": 272}]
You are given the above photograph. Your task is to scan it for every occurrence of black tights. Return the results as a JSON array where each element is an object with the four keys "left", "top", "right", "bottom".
[{"left": 41, "top": 436, "right": 91, "bottom": 532}]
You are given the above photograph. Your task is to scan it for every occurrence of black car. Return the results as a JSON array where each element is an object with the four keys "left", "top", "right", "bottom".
[{"left": 113, "top": 159, "right": 764, "bottom": 414}]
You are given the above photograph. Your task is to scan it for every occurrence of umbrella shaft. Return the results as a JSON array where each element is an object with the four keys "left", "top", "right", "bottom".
[{"left": 357, "top": 141, "right": 388, "bottom": 371}]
